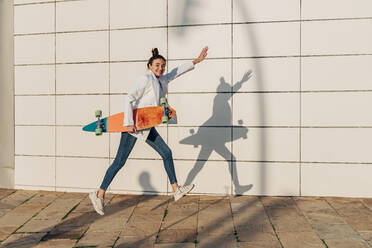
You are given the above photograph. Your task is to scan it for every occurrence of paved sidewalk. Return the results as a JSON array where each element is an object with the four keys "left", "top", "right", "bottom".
[{"left": 0, "top": 189, "right": 371, "bottom": 248}]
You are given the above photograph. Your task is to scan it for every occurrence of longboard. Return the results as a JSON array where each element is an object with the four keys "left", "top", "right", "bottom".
[{"left": 83, "top": 98, "right": 176, "bottom": 135}]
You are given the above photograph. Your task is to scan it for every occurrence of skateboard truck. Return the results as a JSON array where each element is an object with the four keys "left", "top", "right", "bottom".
[
  {"left": 160, "top": 97, "right": 170, "bottom": 124},
  {"left": 95, "top": 110, "right": 103, "bottom": 135}
]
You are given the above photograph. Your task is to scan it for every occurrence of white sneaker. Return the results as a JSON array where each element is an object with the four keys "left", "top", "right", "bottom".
[
  {"left": 174, "top": 184, "right": 195, "bottom": 202},
  {"left": 89, "top": 191, "right": 105, "bottom": 215}
]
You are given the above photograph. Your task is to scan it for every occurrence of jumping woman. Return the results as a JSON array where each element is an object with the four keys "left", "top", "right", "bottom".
[{"left": 90, "top": 47, "right": 208, "bottom": 215}]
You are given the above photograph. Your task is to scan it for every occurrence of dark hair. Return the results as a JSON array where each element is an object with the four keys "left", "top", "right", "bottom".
[{"left": 147, "top": 48, "right": 166, "bottom": 68}]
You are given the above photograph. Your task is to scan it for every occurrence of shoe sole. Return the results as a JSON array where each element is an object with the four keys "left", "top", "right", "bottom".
[{"left": 89, "top": 193, "right": 104, "bottom": 215}]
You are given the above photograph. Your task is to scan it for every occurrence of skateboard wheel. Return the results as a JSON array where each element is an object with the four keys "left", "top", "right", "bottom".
[
  {"left": 162, "top": 115, "right": 169, "bottom": 124},
  {"left": 160, "top": 97, "right": 167, "bottom": 106},
  {"left": 95, "top": 110, "right": 102, "bottom": 118},
  {"left": 95, "top": 128, "right": 102, "bottom": 136}
]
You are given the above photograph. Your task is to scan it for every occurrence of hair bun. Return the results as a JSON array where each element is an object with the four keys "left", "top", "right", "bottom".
[{"left": 152, "top": 48, "right": 159, "bottom": 56}]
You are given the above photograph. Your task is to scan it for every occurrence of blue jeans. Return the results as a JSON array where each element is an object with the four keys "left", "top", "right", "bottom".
[{"left": 100, "top": 127, "right": 177, "bottom": 190}]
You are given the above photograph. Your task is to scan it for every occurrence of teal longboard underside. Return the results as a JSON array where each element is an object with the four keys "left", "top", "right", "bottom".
[{"left": 82, "top": 118, "right": 108, "bottom": 132}]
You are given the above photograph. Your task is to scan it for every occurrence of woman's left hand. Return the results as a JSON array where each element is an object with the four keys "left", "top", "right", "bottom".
[{"left": 193, "top": 47, "right": 208, "bottom": 65}]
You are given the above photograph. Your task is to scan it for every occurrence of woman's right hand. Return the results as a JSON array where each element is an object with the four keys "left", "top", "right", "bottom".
[{"left": 126, "top": 125, "right": 137, "bottom": 134}]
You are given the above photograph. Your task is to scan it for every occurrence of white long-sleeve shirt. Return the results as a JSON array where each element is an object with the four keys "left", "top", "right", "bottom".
[{"left": 123, "top": 61, "right": 195, "bottom": 139}]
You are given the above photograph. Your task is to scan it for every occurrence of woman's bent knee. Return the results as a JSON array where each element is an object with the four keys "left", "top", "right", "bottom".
[{"left": 162, "top": 148, "right": 173, "bottom": 160}]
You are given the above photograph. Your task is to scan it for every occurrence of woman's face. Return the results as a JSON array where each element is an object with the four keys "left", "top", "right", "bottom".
[{"left": 149, "top": 58, "right": 166, "bottom": 78}]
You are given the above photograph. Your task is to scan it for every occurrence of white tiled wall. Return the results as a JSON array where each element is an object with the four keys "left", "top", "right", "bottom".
[
  {"left": 15, "top": 156, "right": 55, "bottom": 189},
  {"left": 14, "top": 34, "right": 55, "bottom": 65},
  {"left": 15, "top": 126, "right": 55, "bottom": 156},
  {"left": 302, "top": 128, "right": 372, "bottom": 163},
  {"left": 233, "top": 58, "right": 300, "bottom": 92},
  {"left": 302, "top": 19, "right": 372, "bottom": 55},
  {"left": 302, "top": 92, "right": 372, "bottom": 126},
  {"left": 110, "top": 62, "right": 147, "bottom": 94},
  {"left": 108, "top": 159, "right": 167, "bottom": 194},
  {"left": 233, "top": 0, "right": 300, "bottom": 22},
  {"left": 301, "top": 56, "right": 372, "bottom": 91},
  {"left": 15, "top": 96, "right": 55, "bottom": 125},
  {"left": 168, "top": 127, "right": 232, "bottom": 161},
  {"left": 168, "top": 93, "right": 232, "bottom": 127},
  {"left": 14, "top": 3, "right": 54, "bottom": 35},
  {"left": 233, "top": 162, "right": 300, "bottom": 196},
  {"left": 233, "top": 93, "right": 300, "bottom": 126},
  {"left": 56, "top": 95, "right": 109, "bottom": 125},
  {"left": 302, "top": 0, "right": 372, "bottom": 19},
  {"left": 111, "top": 0, "right": 166, "bottom": 29},
  {"left": 56, "top": 157, "right": 109, "bottom": 190},
  {"left": 168, "top": 59, "right": 231, "bottom": 93},
  {"left": 233, "top": 22, "right": 300, "bottom": 57},
  {"left": 232, "top": 127, "right": 299, "bottom": 162},
  {"left": 174, "top": 160, "right": 232, "bottom": 195},
  {"left": 56, "top": 63, "right": 109, "bottom": 94},
  {"left": 302, "top": 163, "right": 372, "bottom": 197},
  {"left": 169, "top": 0, "right": 231, "bottom": 25},
  {"left": 168, "top": 25, "right": 231, "bottom": 59},
  {"left": 110, "top": 28, "right": 167, "bottom": 61},
  {"left": 13, "top": 0, "right": 372, "bottom": 197},
  {"left": 57, "top": 126, "right": 109, "bottom": 158},
  {"left": 56, "top": 0, "right": 109, "bottom": 32},
  {"left": 15, "top": 65, "right": 55, "bottom": 95},
  {"left": 56, "top": 31, "right": 109, "bottom": 63}
]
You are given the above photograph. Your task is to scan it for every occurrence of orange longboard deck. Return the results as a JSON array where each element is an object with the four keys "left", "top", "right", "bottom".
[{"left": 82, "top": 106, "right": 176, "bottom": 133}]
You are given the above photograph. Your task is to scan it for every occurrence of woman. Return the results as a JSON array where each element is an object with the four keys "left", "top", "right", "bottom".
[{"left": 90, "top": 47, "right": 208, "bottom": 215}]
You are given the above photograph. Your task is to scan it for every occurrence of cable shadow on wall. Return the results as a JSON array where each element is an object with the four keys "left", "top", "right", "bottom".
[{"left": 179, "top": 71, "right": 253, "bottom": 195}]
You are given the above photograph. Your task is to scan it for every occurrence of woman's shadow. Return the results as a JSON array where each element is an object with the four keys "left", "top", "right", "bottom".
[{"left": 180, "top": 71, "right": 253, "bottom": 195}]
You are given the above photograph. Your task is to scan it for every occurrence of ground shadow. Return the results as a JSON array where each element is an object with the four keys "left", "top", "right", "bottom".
[{"left": 180, "top": 71, "right": 253, "bottom": 195}]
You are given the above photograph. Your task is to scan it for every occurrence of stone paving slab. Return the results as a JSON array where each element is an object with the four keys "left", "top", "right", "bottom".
[
  {"left": 324, "top": 238, "right": 370, "bottom": 248},
  {"left": 0, "top": 233, "right": 45, "bottom": 248},
  {"left": 16, "top": 219, "right": 59, "bottom": 233},
  {"left": 237, "top": 229, "right": 278, "bottom": 243},
  {"left": 0, "top": 190, "right": 371, "bottom": 247},
  {"left": 115, "top": 235, "right": 156, "bottom": 248},
  {"left": 122, "top": 222, "right": 161, "bottom": 236},
  {"left": 154, "top": 243, "right": 195, "bottom": 248},
  {"left": 34, "top": 239, "right": 77, "bottom": 248},
  {"left": 238, "top": 239, "right": 282, "bottom": 248},
  {"left": 197, "top": 235, "right": 238, "bottom": 248},
  {"left": 76, "top": 230, "right": 120, "bottom": 247},
  {"left": 43, "top": 225, "right": 88, "bottom": 240},
  {"left": 0, "top": 190, "right": 15, "bottom": 201},
  {"left": 157, "top": 228, "right": 197, "bottom": 243},
  {"left": 276, "top": 231, "right": 324, "bottom": 248}
]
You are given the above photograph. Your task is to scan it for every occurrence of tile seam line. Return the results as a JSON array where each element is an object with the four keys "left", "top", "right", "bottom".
[
  {"left": 13, "top": 90, "right": 372, "bottom": 96},
  {"left": 12, "top": 0, "right": 16, "bottom": 193},
  {"left": 13, "top": 155, "right": 372, "bottom": 165},
  {"left": 54, "top": 0, "right": 57, "bottom": 192},
  {"left": 299, "top": 0, "right": 302, "bottom": 197},
  {"left": 14, "top": 1, "right": 55, "bottom": 6},
  {"left": 13, "top": 53, "right": 372, "bottom": 66},
  {"left": 108, "top": 0, "right": 111, "bottom": 186},
  {"left": 12, "top": 16, "right": 372, "bottom": 36},
  {"left": 231, "top": 0, "right": 234, "bottom": 195},
  {"left": 12, "top": 14, "right": 372, "bottom": 36},
  {"left": 166, "top": 0, "right": 169, "bottom": 195},
  {"left": 14, "top": 0, "right": 83, "bottom": 6},
  {"left": 14, "top": 125, "right": 372, "bottom": 128},
  {"left": 11, "top": 3, "right": 372, "bottom": 23}
]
